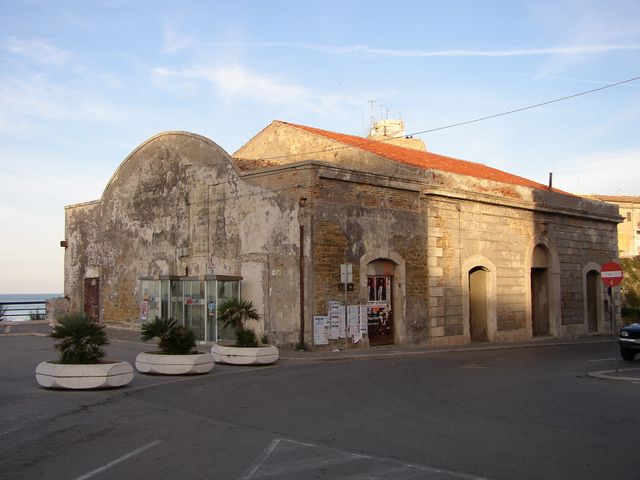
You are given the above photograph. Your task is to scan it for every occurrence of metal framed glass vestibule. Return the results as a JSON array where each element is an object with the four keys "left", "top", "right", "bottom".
[{"left": 139, "top": 275, "right": 241, "bottom": 343}]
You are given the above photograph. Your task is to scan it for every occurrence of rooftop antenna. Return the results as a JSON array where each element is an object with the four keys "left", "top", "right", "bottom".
[
  {"left": 368, "top": 99, "right": 376, "bottom": 131},
  {"left": 378, "top": 105, "right": 391, "bottom": 135}
]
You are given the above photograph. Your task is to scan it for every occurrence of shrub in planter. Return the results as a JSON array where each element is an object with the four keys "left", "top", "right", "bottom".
[
  {"left": 35, "top": 312, "right": 133, "bottom": 389},
  {"left": 140, "top": 317, "right": 197, "bottom": 355},
  {"left": 51, "top": 312, "right": 108, "bottom": 364},
  {"left": 136, "top": 317, "right": 213, "bottom": 375},
  {"left": 213, "top": 298, "right": 278, "bottom": 365},
  {"left": 217, "top": 298, "right": 261, "bottom": 347}
]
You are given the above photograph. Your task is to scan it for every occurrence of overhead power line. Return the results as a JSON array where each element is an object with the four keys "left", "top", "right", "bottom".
[
  {"left": 258, "top": 74, "right": 640, "bottom": 161},
  {"left": 408, "top": 74, "right": 640, "bottom": 136}
]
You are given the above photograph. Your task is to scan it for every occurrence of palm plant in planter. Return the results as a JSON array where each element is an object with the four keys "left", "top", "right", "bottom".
[
  {"left": 135, "top": 317, "right": 214, "bottom": 375},
  {"left": 212, "top": 298, "right": 279, "bottom": 365},
  {"left": 51, "top": 312, "right": 108, "bottom": 363},
  {"left": 218, "top": 298, "right": 261, "bottom": 347},
  {"left": 35, "top": 312, "right": 134, "bottom": 389}
]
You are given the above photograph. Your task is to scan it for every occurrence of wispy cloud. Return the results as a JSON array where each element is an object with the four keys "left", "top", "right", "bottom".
[
  {"left": 205, "top": 41, "right": 640, "bottom": 58},
  {"left": 0, "top": 70, "right": 138, "bottom": 135},
  {"left": 162, "top": 27, "right": 194, "bottom": 54},
  {"left": 2, "top": 36, "right": 72, "bottom": 66},
  {"left": 504, "top": 72, "right": 640, "bottom": 87},
  {"left": 152, "top": 63, "right": 363, "bottom": 114}
]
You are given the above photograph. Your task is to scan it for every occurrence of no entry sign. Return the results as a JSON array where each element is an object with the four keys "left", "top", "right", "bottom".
[{"left": 601, "top": 261, "right": 623, "bottom": 287}]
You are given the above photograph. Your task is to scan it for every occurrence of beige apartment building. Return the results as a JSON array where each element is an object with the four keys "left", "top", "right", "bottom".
[
  {"left": 587, "top": 196, "right": 640, "bottom": 258},
  {"left": 63, "top": 120, "right": 621, "bottom": 350}
]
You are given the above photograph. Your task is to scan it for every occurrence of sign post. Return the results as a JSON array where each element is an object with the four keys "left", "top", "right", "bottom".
[{"left": 601, "top": 261, "right": 623, "bottom": 375}]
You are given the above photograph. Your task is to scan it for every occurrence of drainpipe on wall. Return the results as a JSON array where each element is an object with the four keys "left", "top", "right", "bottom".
[{"left": 299, "top": 224, "right": 305, "bottom": 348}]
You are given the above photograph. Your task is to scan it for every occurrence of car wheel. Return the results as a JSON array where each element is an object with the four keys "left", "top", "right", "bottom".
[{"left": 620, "top": 348, "right": 636, "bottom": 362}]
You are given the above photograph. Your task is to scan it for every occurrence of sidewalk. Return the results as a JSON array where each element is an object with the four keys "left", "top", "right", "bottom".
[{"left": 3, "top": 320, "right": 639, "bottom": 382}]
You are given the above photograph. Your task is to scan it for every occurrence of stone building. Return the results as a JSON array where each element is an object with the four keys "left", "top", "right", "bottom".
[
  {"left": 63, "top": 120, "right": 621, "bottom": 349},
  {"left": 586, "top": 195, "right": 640, "bottom": 258}
]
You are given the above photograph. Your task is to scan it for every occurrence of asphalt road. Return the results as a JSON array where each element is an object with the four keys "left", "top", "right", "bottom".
[{"left": 1, "top": 335, "right": 639, "bottom": 480}]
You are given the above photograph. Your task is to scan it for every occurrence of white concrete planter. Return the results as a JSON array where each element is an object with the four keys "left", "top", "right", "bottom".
[
  {"left": 35, "top": 360, "right": 134, "bottom": 390},
  {"left": 135, "top": 351, "right": 214, "bottom": 375},
  {"left": 211, "top": 344, "right": 279, "bottom": 365}
]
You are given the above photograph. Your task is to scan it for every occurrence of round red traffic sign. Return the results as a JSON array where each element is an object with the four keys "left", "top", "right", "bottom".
[{"left": 601, "top": 261, "right": 623, "bottom": 287}]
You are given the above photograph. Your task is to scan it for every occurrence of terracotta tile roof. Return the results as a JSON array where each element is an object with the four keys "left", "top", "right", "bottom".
[{"left": 281, "top": 121, "right": 554, "bottom": 192}]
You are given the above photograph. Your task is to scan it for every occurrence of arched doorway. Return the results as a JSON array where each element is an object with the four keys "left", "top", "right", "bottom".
[
  {"left": 462, "top": 255, "right": 497, "bottom": 343},
  {"left": 469, "top": 267, "right": 489, "bottom": 341},
  {"left": 531, "top": 245, "right": 551, "bottom": 336},
  {"left": 585, "top": 269, "right": 601, "bottom": 333},
  {"left": 366, "top": 259, "right": 396, "bottom": 346}
]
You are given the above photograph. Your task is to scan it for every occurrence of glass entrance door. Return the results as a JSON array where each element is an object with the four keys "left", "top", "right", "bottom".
[{"left": 184, "top": 280, "right": 205, "bottom": 340}]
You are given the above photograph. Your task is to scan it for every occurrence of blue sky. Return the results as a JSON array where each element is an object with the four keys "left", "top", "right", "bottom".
[{"left": 1, "top": 0, "right": 639, "bottom": 293}]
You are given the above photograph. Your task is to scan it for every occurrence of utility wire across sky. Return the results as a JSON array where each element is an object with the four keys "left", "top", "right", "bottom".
[{"left": 260, "top": 74, "right": 640, "bottom": 161}]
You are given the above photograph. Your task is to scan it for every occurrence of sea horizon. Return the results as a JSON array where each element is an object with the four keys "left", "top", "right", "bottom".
[{"left": 0, "top": 293, "right": 63, "bottom": 321}]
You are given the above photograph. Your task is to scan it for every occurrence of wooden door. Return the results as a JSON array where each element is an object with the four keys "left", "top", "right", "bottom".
[
  {"left": 84, "top": 277, "right": 100, "bottom": 323},
  {"left": 586, "top": 271, "right": 599, "bottom": 333}
]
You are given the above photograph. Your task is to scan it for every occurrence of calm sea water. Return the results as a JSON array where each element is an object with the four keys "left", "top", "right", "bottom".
[{"left": 0, "top": 293, "right": 62, "bottom": 321}]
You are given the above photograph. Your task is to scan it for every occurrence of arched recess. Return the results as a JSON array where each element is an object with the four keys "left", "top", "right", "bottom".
[
  {"left": 359, "top": 249, "right": 406, "bottom": 345},
  {"left": 525, "top": 235, "right": 561, "bottom": 338},
  {"left": 582, "top": 262, "right": 604, "bottom": 334},
  {"left": 462, "top": 255, "right": 497, "bottom": 343}
]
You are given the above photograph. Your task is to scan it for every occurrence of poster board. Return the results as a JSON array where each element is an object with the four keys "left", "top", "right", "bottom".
[
  {"left": 313, "top": 316, "right": 330, "bottom": 345},
  {"left": 347, "top": 305, "right": 361, "bottom": 342}
]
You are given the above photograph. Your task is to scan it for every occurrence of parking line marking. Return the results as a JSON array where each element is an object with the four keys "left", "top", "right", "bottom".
[
  {"left": 238, "top": 438, "right": 492, "bottom": 480},
  {"left": 237, "top": 438, "right": 282, "bottom": 480},
  {"left": 72, "top": 440, "right": 161, "bottom": 480}
]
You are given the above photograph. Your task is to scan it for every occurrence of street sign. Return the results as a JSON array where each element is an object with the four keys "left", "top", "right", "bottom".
[
  {"left": 340, "top": 264, "right": 353, "bottom": 284},
  {"left": 601, "top": 261, "right": 623, "bottom": 287}
]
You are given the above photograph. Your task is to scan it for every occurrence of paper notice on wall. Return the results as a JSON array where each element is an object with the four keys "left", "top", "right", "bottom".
[
  {"left": 313, "top": 316, "right": 330, "bottom": 345},
  {"left": 329, "top": 301, "right": 341, "bottom": 339},
  {"left": 337, "top": 306, "right": 346, "bottom": 338},
  {"left": 359, "top": 305, "right": 368, "bottom": 333},
  {"left": 347, "top": 305, "right": 359, "bottom": 336}
]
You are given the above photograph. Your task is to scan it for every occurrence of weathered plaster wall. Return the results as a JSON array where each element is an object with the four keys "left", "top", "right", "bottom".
[
  {"left": 66, "top": 132, "right": 238, "bottom": 327},
  {"left": 64, "top": 201, "right": 100, "bottom": 314},
  {"left": 65, "top": 132, "right": 308, "bottom": 339}
]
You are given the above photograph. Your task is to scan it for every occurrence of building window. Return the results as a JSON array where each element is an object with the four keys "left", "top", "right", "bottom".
[{"left": 626, "top": 212, "right": 632, "bottom": 221}]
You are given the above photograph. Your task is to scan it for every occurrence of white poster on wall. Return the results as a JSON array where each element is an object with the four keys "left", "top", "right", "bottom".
[
  {"left": 329, "top": 301, "right": 341, "bottom": 339},
  {"left": 348, "top": 305, "right": 360, "bottom": 343},
  {"left": 337, "top": 305, "right": 346, "bottom": 338},
  {"left": 359, "top": 305, "right": 369, "bottom": 333},
  {"left": 313, "top": 316, "right": 330, "bottom": 345}
]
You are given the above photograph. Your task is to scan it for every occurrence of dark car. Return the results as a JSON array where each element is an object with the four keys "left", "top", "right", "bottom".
[{"left": 619, "top": 323, "right": 640, "bottom": 361}]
